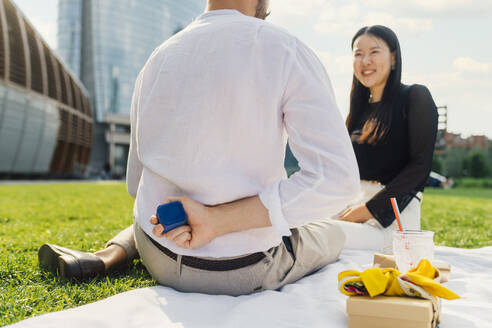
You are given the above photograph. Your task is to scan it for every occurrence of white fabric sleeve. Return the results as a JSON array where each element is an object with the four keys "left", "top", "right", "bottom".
[
  {"left": 259, "top": 40, "right": 360, "bottom": 236},
  {"left": 126, "top": 71, "right": 144, "bottom": 198}
]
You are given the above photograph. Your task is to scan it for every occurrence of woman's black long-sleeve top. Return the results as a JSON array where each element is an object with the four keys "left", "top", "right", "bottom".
[{"left": 349, "top": 84, "right": 438, "bottom": 228}]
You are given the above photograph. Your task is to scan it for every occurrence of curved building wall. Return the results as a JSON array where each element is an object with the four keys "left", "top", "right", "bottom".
[{"left": 0, "top": 0, "right": 93, "bottom": 177}]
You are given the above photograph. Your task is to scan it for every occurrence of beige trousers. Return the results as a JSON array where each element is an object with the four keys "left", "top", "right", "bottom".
[{"left": 109, "top": 219, "right": 345, "bottom": 296}]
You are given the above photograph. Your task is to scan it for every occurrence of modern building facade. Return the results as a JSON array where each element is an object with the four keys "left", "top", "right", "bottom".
[
  {"left": 57, "top": 0, "right": 205, "bottom": 177},
  {"left": 0, "top": 0, "right": 93, "bottom": 177}
]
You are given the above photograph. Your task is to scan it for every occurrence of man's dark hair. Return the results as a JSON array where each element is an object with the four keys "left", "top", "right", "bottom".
[{"left": 255, "top": 0, "right": 270, "bottom": 20}]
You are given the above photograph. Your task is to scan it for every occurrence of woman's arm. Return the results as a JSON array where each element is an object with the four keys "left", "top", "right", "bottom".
[{"left": 365, "top": 85, "right": 438, "bottom": 227}]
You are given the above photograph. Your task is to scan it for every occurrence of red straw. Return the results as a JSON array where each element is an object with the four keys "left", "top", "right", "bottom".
[
  {"left": 391, "top": 197, "right": 411, "bottom": 268},
  {"left": 390, "top": 197, "right": 403, "bottom": 232}
]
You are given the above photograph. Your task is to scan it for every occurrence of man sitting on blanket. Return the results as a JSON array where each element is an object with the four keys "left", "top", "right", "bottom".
[{"left": 38, "top": 0, "right": 360, "bottom": 296}]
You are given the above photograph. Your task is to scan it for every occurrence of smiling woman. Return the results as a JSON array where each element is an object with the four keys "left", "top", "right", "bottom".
[
  {"left": 353, "top": 34, "right": 395, "bottom": 105},
  {"left": 335, "top": 25, "right": 439, "bottom": 251}
]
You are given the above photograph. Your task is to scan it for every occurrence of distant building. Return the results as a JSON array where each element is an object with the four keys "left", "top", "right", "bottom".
[
  {"left": 434, "top": 106, "right": 489, "bottom": 153},
  {"left": 467, "top": 135, "right": 488, "bottom": 150},
  {"left": 57, "top": 0, "right": 205, "bottom": 177},
  {"left": 434, "top": 105, "right": 448, "bottom": 152},
  {"left": 444, "top": 132, "right": 489, "bottom": 151},
  {"left": 0, "top": 0, "right": 93, "bottom": 177}
]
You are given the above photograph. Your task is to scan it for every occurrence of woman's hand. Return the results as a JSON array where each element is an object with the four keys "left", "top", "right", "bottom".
[
  {"left": 339, "top": 203, "right": 375, "bottom": 223},
  {"left": 149, "top": 196, "right": 218, "bottom": 249}
]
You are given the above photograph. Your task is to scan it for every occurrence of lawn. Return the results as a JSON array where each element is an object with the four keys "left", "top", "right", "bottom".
[
  {"left": 1, "top": 183, "right": 491, "bottom": 326},
  {"left": 0, "top": 183, "right": 154, "bottom": 327},
  {"left": 421, "top": 188, "right": 492, "bottom": 248}
]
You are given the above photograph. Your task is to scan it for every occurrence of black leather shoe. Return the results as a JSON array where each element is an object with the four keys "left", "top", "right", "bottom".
[{"left": 38, "top": 244, "right": 105, "bottom": 280}]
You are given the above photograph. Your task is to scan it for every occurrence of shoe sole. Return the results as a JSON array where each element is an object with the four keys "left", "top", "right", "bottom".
[
  {"left": 38, "top": 244, "right": 62, "bottom": 275},
  {"left": 38, "top": 244, "right": 82, "bottom": 280}
]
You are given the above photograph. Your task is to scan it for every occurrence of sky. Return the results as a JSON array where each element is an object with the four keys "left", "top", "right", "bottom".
[{"left": 12, "top": 0, "right": 492, "bottom": 138}]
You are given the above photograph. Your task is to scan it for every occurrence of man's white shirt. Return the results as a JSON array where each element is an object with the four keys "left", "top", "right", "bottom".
[{"left": 127, "top": 9, "right": 360, "bottom": 258}]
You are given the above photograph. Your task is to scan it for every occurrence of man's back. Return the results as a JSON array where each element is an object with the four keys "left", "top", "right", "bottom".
[
  {"left": 136, "top": 10, "right": 291, "bottom": 204},
  {"left": 128, "top": 9, "right": 359, "bottom": 258}
]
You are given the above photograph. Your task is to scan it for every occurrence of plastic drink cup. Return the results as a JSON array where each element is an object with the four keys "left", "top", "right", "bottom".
[{"left": 392, "top": 230, "right": 435, "bottom": 273}]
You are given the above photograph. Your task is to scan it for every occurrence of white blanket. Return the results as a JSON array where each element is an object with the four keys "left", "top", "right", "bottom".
[{"left": 10, "top": 247, "right": 492, "bottom": 328}]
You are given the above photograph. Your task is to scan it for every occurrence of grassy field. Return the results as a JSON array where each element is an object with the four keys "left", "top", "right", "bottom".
[
  {"left": 0, "top": 183, "right": 155, "bottom": 327},
  {"left": 1, "top": 183, "right": 491, "bottom": 326},
  {"left": 421, "top": 188, "right": 492, "bottom": 248}
]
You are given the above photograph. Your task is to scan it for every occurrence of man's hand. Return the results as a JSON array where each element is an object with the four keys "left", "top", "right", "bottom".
[
  {"left": 339, "top": 203, "right": 374, "bottom": 223},
  {"left": 149, "top": 195, "right": 271, "bottom": 249},
  {"left": 150, "top": 196, "right": 218, "bottom": 249}
]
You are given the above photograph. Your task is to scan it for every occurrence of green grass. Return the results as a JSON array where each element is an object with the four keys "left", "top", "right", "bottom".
[
  {"left": 1, "top": 183, "right": 491, "bottom": 326},
  {"left": 0, "top": 183, "right": 155, "bottom": 327},
  {"left": 421, "top": 188, "right": 492, "bottom": 248}
]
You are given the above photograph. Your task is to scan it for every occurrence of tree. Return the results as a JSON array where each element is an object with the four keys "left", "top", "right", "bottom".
[
  {"left": 488, "top": 142, "right": 492, "bottom": 177},
  {"left": 468, "top": 152, "right": 489, "bottom": 178},
  {"left": 462, "top": 156, "right": 470, "bottom": 176},
  {"left": 431, "top": 155, "right": 443, "bottom": 174},
  {"left": 443, "top": 147, "right": 467, "bottom": 177}
]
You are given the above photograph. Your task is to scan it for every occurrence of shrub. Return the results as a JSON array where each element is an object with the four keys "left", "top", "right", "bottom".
[
  {"left": 454, "top": 178, "right": 492, "bottom": 188},
  {"left": 467, "top": 152, "right": 489, "bottom": 178}
]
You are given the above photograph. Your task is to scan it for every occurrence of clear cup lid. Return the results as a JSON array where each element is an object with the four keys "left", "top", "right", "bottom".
[{"left": 393, "top": 230, "right": 434, "bottom": 237}]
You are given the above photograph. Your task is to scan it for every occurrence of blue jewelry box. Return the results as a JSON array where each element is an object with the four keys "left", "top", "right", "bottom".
[{"left": 156, "top": 201, "right": 188, "bottom": 233}]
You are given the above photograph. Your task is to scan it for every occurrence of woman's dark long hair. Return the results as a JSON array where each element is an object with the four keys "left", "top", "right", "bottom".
[{"left": 346, "top": 25, "right": 402, "bottom": 145}]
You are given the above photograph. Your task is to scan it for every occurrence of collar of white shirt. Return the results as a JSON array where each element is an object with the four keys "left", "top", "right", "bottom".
[{"left": 198, "top": 9, "right": 244, "bottom": 20}]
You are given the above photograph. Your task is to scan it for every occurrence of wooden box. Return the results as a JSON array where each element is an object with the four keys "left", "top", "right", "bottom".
[{"left": 346, "top": 296, "right": 437, "bottom": 328}]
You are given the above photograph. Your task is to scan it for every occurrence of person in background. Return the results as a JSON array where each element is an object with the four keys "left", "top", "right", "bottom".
[
  {"left": 335, "top": 25, "right": 438, "bottom": 251},
  {"left": 100, "top": 162, "right": 111, "bottom": 180}
]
